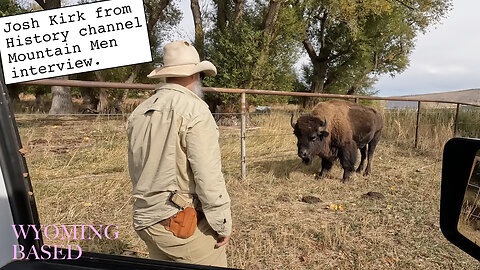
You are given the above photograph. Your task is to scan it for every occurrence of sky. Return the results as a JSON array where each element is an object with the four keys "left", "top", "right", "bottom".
[
  {"left": 175, "top": 0, "right": 480, "bottom": 97},
  {"left": 28, "top": 0, "right": 478, "bottom": 98},
  {"left": 373, "top": 1, "right": 480, "bottom": 97}
]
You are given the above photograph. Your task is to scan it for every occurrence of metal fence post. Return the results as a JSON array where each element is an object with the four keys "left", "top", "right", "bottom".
[
  {"left": 240, "top": 92, "right": 246, "bottom": 179},
  {"left": 454, "top": 103, "right": 461, "bottom": 137},
  {"left": 415, "top": 101, "right": 421, "bottom": 148}
]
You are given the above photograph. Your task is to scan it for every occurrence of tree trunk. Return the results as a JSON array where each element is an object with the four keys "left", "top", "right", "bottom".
[
  {"left": 247, "top": 0, "right": 282, "bottom": 89},
  {"left": 49, "top": 76, "right": 73, "bottom": 115},
  {"left": 234, "top": 0, "right": 245, "bottom": 29},
  {"left": 191, "top": 0, "right": 205, "bottom": 60},
  {"left": 76, "top": 72, "right": 98, "bottom": 110},
  {"left": 44, "top": 0, "right": 60, "bottom": 9},
  {"left": 35, "top": 0, "right": 61, "bottom": 9},
  {"left": 121, "top": 65, "right": 143, "bottom": 102},
  {"left": 302, "top": 36, "right": 331, "bottom": 107},
  {"left": 215, "top": 0, "right": 228, "bottom": 33},
  {"left": 144, "top": 0, "right": 170, "bottom": 32},
  {"left": 7, "top": 84, "right": 21, "bottom": 102},
  {"left": 120, "top": 0, "right": 170, "bottom": 102},
  {"left": 40, "top": 0, "right": 73, "bottom": 115},
  {"left": 35, "top": 92, "right": 45, "bottom": 112},
  {"left": 264, "top": 0, "right": 282, "bottom": 37},
  {"left": 94, "top": 71, "right": 110, "bottom": 113},
  {"left": 48, "top": 78, "right": 73, "bottom": 114},
  {"left": 80, "top": 87, "right": 98, "bottom": 110},
  {"left": 303, "top": 60, "right": 330, "bottom": 107},
  {"left": 97, "top": 88, "right": 110, "bottom": 113}
]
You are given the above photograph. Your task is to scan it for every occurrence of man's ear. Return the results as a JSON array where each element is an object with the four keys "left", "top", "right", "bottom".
[{"left": 319, "top": 131, "right": 329, "bottom": 138}]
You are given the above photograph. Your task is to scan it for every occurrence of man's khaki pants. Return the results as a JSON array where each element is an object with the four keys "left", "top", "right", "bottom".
[{"left": 136, "top": 216, "right": 227, "bottom": 267}]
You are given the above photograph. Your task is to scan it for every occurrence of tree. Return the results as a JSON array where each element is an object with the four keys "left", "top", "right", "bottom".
[
  {"left": 299, "top": 0, "right": 451, "bottom": 104},
  {"left": 203, "top": 0, "right": 304, "bottom": 111},
  {"left": 33, "top": 0, "right": 74, "bottom": 114},
  {"left": 0, "top": 0, "right": 26, "bottom": 16},
  {"left": 88, "top": 0, "right": 180, "bottom": 113},
  {"left": 66, "top": 0, "right": 180, "bottom": 113},
  {"left": 0, "top": 0, "right": 26, "bottom": 101},
  {"left": 191, "top": 0, "right": 205, "bottom": 60}
]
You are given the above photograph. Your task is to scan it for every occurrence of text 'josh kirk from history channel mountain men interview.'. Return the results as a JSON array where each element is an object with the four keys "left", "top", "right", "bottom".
[{"left": 0, "top": 0, "right": 152, "bottom": 84}]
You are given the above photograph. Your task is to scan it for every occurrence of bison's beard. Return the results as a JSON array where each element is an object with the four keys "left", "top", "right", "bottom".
[{"left": 301, "top": 156, "right": 313, "bottom": 165}]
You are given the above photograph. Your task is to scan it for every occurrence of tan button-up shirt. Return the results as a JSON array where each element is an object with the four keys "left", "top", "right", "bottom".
[{"left": 127, "top": 83, "right": 232, "bottom": 237}]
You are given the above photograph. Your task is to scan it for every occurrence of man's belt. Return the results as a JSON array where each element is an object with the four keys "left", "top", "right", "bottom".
[{"left": 169, "top": 190, "right": 197, "bottom": 209}]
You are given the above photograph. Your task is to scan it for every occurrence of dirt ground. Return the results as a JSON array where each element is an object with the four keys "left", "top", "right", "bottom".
[{"left": 15, "top": 113, "right": 479, "bottom": 269}]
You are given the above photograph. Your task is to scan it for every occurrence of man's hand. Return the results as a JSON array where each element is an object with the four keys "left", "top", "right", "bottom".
[{"left": 215, "top": 234, "right": 231, "bottom": 247}]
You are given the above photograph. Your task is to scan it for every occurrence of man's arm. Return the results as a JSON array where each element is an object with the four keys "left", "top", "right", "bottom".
[{"left": 186, "top": 111, "right": 232, "bottom": 238}]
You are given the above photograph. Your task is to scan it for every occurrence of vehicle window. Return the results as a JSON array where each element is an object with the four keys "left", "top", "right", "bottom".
[
  {"left": 459, "top": 153, "right": 480, "bottom": 245},
  {"left": 15, "top": 100, "right": 480, "bottom": 268}
]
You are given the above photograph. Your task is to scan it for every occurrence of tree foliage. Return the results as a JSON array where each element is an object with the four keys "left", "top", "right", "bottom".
[
  {"left": 299, "top": 0, "right": 452, "bottom": 99},
  {"left": 72, "top": 0, "right": 181, "bottom": 113},
  {"left": 6, "top": 0, "right": 452, "bottom": 112},
  {"left": 0, "top": 0, "right": 28, "bottom": 16},
  {"left": 202, "top": 0, "right": 305, "bottom": 111}
]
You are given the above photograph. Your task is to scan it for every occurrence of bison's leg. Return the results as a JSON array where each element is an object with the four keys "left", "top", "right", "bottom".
[
  {"left": 317, "top": 158, "right": 334, "bottom": 180},
  {"left": 364, "top": 131, "right": 381, "bottom": 176},
  {"left": 356, "top": 146, "right": 367, "bottom": 173},
  {"left": 339, "top": 144, "right": 357, "bottom": 182}
]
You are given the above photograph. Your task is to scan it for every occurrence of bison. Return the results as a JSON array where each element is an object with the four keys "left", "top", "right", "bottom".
[{"left": 291, "top": 99, "right": 383, "bottom": 182}]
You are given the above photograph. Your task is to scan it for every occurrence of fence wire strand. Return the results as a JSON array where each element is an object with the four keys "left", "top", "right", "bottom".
[{"left": 14, "top": 97, "right": 480, "bottom": 181}]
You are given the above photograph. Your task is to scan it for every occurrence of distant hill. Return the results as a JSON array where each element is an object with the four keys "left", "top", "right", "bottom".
[{"left": 386, "top": 88, "right": 480, "bottom": 109}]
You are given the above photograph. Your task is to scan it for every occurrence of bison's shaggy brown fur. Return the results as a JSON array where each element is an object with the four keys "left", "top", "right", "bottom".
[{"left": 293, "top": 99, "right": 383, "bottom": 182}]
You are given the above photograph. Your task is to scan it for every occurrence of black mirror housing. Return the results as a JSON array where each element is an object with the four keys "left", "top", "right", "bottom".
[{"left": 441, "top": 137, "right": 480, "bottom": 261}]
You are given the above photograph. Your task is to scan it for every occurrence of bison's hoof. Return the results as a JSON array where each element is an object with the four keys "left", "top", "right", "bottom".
[
  {"left": 314, "top": 174, "right": 323, "bottom": 180},
  {"left": 363, "top": 171, "right": 370, "bottom": 177}
]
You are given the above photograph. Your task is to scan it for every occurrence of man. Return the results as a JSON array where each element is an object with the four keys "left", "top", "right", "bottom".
[{"left": 127, "top": 40, "right": 232, "bottom": 267}]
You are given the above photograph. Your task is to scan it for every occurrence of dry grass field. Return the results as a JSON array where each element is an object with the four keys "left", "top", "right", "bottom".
[{"left": 15, "top": 106, "right": 479, "bottom": 269}]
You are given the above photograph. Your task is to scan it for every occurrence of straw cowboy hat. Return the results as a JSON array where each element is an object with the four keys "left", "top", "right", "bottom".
[{"left": 147, "top": 40, "right": 217, "bottom": 78}]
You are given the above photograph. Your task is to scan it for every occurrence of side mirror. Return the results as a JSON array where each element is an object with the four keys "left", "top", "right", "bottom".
[{"left": 441, "top": 137, "right": 480, "bottom": 261}]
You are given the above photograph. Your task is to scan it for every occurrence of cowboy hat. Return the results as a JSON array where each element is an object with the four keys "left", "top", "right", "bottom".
[{"left": 147, "top": 40, "right": 217, "bottom": 78}]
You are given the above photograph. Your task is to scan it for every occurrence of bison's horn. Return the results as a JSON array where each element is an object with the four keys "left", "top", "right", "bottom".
[
  {"left": 318, "top": 116, "right": 328, "bottom": 132},
  {"left": 290, "top": 113, "right": 296, "bottom": 129}
]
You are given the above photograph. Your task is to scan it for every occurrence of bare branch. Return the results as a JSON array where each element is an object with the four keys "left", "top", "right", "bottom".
[
  {"left": 264, "top": 0, "right": 282, "bottom": 38},
  {"left": 35, "top": 0, "right": 46, "bottom": 9},
  {"left": 319, "top": 10, "right": 328, "bottom": 48},
  {"left": 328, "top": 49, "right": 350, "bottom": 62},
  {"left": 144, "top": 1, "right": 153, "bottom": 13},
  {"left": 391, "top": 0, "right": 415, "bottom": 10},
  {"left": 44, "top": 0, "right": 60, "bottom": 9},
  {"left": 191, "top": 0, "right": 205, "bottom": 59},
  {"left": 303, "top": 36, "right": 318, "bottom": 61}
]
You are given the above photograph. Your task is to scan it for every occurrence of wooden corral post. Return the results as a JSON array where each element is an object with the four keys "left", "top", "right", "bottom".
[
  {"left": 415, "top": 101, "right": 421, "bottom": 148},
  {"left": 454, "top": 103, "right": 461, "bottom": 136},
  {"left": 355, "top": 98, "right": 359, "bottom": 103},
  {"left": 240, "top": 92, "right": 246, "bottom": 179}
]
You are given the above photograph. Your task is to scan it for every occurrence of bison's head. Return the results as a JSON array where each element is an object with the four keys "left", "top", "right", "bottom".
[{"left": 291, "top": 114, "right": 329, "bottom": 165}]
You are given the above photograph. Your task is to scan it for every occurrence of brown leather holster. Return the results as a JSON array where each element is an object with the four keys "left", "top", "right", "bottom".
[{"left": 164, "top": 207, "right": 197, "bottom": 239}]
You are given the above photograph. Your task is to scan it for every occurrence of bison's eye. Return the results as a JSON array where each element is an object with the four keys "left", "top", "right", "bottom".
[{"left": 310, "top": 135, "right": 317, "bottom": 142}]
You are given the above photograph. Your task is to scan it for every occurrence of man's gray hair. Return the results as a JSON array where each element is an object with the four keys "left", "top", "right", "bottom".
[{"left": 192, "top": 78, "right": 204, "bottom": 100}]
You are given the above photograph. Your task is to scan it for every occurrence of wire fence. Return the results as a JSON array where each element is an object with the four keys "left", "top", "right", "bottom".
[
  {"left": 13, "top": 79, "right": 480, "bottom": 181},
  {"left": 14, "top": 101, "right": 480, "bottom": 182}
]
